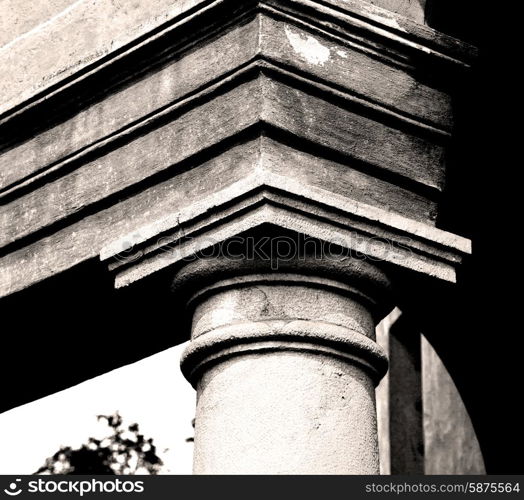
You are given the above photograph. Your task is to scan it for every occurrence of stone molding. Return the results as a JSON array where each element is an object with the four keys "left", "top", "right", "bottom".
[
  {"left": 1, "top": 0, "right": 475, "bottom": 299},
  {"left": 101, "top": 170, "right": 471, "bottom": 287},
  {"left": 175, "top": 255, "right": 392, "bottom": 385},
  {"left": 0, "top": 0, "right": 476, "bottom": 123},
  {"left": 1, "top": 0, "right": 475, "bottom": 198}
]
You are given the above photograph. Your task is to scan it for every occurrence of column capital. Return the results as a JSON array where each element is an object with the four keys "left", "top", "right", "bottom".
[{"left": 176, "top": 254, "right": 392, "bottom": 387}]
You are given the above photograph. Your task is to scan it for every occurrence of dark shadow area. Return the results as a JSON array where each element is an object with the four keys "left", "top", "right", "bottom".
[
  {"left": 0, "top": 259, "right": 183, "bottom": 414},
  {"left": 425, "top": 0, "right": 479, "bottom": 44},
  {"left": 405, "top": 1, "right": 523, "bottom": 473},
  {"left": 388, "top": 315, "right": 424, "bottom": 474}
]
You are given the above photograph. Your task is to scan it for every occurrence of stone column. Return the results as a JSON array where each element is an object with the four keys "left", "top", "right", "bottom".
[{"left": 176, "top": 255, "right": 393, "bottom": 474}]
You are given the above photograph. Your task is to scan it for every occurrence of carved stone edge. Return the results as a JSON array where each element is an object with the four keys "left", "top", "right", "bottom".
[
  {"left": 179, "top": 320, "right": 389, "bottom": 387},
  {"left": 0, "top": 0, "right": 476, "bottom": 131},
  {"left": 100, "top": 170, "right": 472, "bottom": 286}
]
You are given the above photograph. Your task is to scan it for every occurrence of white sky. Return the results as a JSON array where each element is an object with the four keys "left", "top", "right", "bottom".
[{"left": 0, "top": 343, "right": 195, "bottom": 474}]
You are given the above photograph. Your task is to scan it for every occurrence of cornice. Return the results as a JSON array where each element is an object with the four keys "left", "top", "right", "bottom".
[
  {"left": 0, "top": 57, "right": 448, "bottom": 205},
  {"left": 0, "top": 0, "right": 476, "bottom": 144},
  {"left": 101, "top": 170, "right": 471, "bottom": 288}
]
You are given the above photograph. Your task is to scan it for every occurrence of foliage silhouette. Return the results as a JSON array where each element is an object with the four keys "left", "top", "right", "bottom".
[{"left": 36, "top": 413, "right": 163, "bottom": 475}]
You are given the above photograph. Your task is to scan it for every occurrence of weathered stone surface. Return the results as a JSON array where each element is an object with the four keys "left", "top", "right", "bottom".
[
  {"left": 367, "top": 0, "right": 426, "bottom": 23},
  {"left": 0, "top": 140, "right": 260, "bottom": 297},
  {"left": 0, "top": 0, "right": 474, "bottom": 304},
  {"left": 0, "top": 0, "right": 486, "bottom": 476},
  {"left": 102, "top": 168, "right": 470, "bottom": 290},
  {"left": 0, "top": 15, "right": 262, "bottom": 192},
  {"left": 192, "top": 351, "right": 379, "bottom": 473},
  {"left": 422, "top": 335, "right": 486, "bottom": 474},
  {"left": 389, "top": 314, "right": 424, "bottom": 474},
  {"left": 260, "top": 138, "right": 437, "bottom": 221},
  {"left": 259, "top": 14, "right": 452, "bottom": 129},
  {"left": 0, "top": 0, "right": 77, "bottom": 47},
  {"left": 375, "top": 307, "right": 402, "bottom": 474},
  {"left": 0, "top": 133, "right": 450, "bottom": 297},
  {"left": 0, "top": 0, "right": 203, "bottom": 116},
  {"left": 0, "top": 72, "right": 448, "bottom": 251},
  {"left": 0, "top": 77, "right": 263, "bottom": 249},
  {"left": 0, "top": 11, "right": 454, "bottom": 196},
  {"left": 177, "top": 256, "right": 391, "bottom": 473},
  {"left": 0, "top": 0, "right": 475, "bottom": 124}
]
